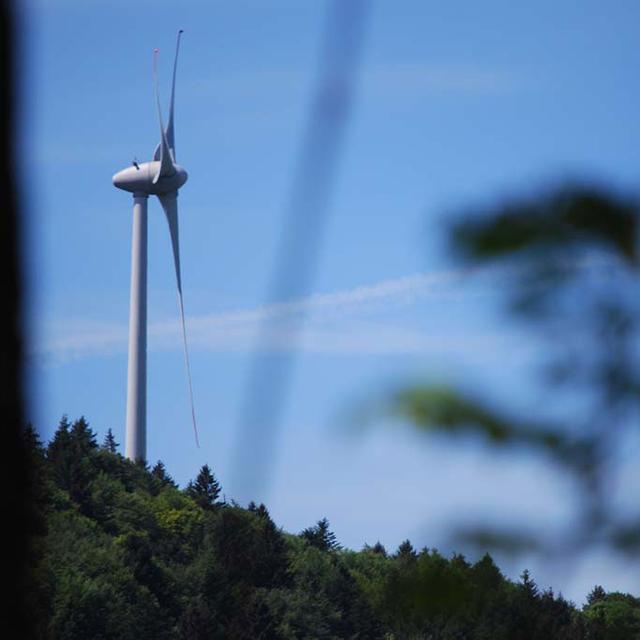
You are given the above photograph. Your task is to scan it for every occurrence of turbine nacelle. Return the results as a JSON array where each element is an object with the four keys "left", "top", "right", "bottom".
[{"left": 113, "top": 162, "right": 188, "bottom": 195}]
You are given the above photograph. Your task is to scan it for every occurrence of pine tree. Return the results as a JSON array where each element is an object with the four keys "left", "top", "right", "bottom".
[
  {"left": 450, "top": 552, "right": 470, "bottom": 573},
  {"left": 151, "top": 461, "right": 177, "bottom": 488},
  {"left": 102, "top": 429, "right": 119, "bottom": 453},
  {"left": 23, "top": 423, "right": 45, "bottom": 456},
  {"left": 300, "top": 517, "right": 340, "bottom": 551},
  {"left": 47, "top": 415, "right": 71, "bottom": 462},
  {"left": 70, "top": 416, "right": 97, "bottom": 453},
  {"left": 186, "top": 464, "right": 221, "bottom": 510},
  {"left": 395, "top": 539, "right": 417, "bottom": 562},
  {"left": 48, "top": 416, "right": 98, "bottom": 507},
  {"left": 587, "top": 585, "right": 606, "bottom": 605},
  {"left": 471, "top": 553, "right": 503, "bottom": 592},
  {"left": 256, "top": 503, "right": 270, "bottom": 519},
  {"left": 248, "top": 501, "right": 271, "bottom": 519},
  {"left": 521, "top": 569, "right": 539, "bottom": 599},
  {"left": 47, "top": 415, "right": 73, "bottom": 489},
  {"left": 371, "top": 541, "right": 387, "bottom": 556}
]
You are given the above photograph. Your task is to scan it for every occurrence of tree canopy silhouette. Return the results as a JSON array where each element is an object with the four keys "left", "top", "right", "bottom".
[{"left": 23, "top": 416, "right": 640, "bottom": 638}]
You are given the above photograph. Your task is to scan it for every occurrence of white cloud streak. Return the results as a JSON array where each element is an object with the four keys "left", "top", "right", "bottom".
[
  {"left": 33, "top": 256, "right": 615, "bottom": 367},
  {"left": 34, "top": 267, "right": 499, "bottom": 366}
]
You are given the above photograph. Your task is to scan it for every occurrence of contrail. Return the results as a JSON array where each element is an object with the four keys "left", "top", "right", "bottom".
[
  {"left": 35, "top": 255, "right": 611, "bottom": 365},
  {"left": 35, "top": 267, "right": 475, "bottom": 364},
  {"left": 185, "top": 269, "right": 472, "bottom": 329}
]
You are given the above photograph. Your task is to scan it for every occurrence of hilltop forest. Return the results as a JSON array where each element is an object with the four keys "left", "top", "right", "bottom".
[{"left": 22, "top": 416, "right": 640, "bottom": 639}]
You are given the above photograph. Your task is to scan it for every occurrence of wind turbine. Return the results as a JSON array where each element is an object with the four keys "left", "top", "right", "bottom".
[{"left": 113, "top": 30, "right": 198, "bottom": 461}]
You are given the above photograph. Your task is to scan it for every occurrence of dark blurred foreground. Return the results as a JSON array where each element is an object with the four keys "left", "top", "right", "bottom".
[
  {"left": 20, "top": 418, "right": 640, "bottom": 638},
  {"left": 1, "top": 0, "right": 32, "bottom": 636}
]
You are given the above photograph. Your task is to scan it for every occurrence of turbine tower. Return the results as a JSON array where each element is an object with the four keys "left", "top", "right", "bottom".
[{"left": 113, "top": 30, "right": 198, "bottom": 461}]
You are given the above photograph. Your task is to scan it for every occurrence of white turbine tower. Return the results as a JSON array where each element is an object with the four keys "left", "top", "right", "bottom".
[{"left": 113, "top": 30, "right": 198, "bottom": 461}]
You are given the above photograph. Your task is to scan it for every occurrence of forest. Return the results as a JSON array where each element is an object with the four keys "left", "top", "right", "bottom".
[{"left": 22, "top": 416, "right": 640, "bottom": 639}]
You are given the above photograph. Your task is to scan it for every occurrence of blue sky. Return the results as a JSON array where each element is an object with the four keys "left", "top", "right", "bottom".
[{"left": 20, "top": 0, "right": 640, "bottom": 602}]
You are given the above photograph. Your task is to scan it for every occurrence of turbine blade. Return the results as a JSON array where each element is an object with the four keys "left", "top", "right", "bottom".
[
  {"left": 152, "top": 49, "right": 176, "bottom": 184},
  {"left": 157, "top": 191, "right": 200, "bottom": 448},
  {"left": 152, "top": 30, "right": 183, "bottom": 163},
  {"left": 165, "top": 29, "right": 183, "bottom": 161}
]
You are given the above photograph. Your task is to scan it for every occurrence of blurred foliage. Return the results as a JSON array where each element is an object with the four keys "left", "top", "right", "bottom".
[
  {"left": 24, "top": 417, "right": 640, "bottom": 639},
  {"left": 392, "top": 183, "right": 640, "bottom": 555},
  {"left": 452, "top": 186, "right": 638, "bottom": 265}
]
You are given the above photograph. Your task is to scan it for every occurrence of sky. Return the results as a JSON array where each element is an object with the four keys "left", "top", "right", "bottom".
[{"left": 19, "top": 0, "right": 640, "bottom": 603}]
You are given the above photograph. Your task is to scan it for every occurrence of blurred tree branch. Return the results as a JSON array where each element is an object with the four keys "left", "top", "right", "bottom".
[{"left": 392, "top": 183, "right": 640, "bottom": 556}]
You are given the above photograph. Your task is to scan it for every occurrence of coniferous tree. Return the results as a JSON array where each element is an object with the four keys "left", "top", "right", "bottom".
[
  {"left": 395, "top": 539, "right": 417, "bottom": 563},
  {"left": 70, "top": 416, "right": 97, "bottom": 452},
  {"left": 521, "top": 569, "right": 539, "bottom": 599},
  {"left": 23, "top": 423, "right": 45, "bottom": 457},
  {"left": 47, "top": 415, "right": 71, "bottom": 464},
  {"left": 300, "top": 517, "right": 340, "bottom": 551},
  {"left": 371, "top": 541, "right": 387, "bottom": 556},
  {"left": 47, "top": 415, "right": 75, "bottom": 494},
  {"left": 151, "top": 460, "right": 177, "bottom": 488},
  {"left": 247, "top": 501, "right": 271, "bottom": 520},
  {"left": 48, "top": 416, "right": 99, "bottom": 508},
  {"left": 186, "top": 464, "right": 221, "bottom": 510},
  {"left": 471, "top": 553, "right": 503, "bottom": 591},
  {"left": 587, "top": 584, "right": 607, "bottom": 605},
  {"left": 102, "top": 428, "right": 119, "bottom": 453},
  {"left": 450, "top": 552, "right": 470, "bottom": 572}
]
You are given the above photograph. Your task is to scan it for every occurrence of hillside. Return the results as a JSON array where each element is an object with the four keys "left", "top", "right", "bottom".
[{"left": 23, "top": 417, "right": 640, "bottom": 639}]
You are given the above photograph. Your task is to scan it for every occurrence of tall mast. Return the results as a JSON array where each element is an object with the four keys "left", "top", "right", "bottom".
[{"left": 125, "top": 192, "right": 148, "bottom": 461}]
